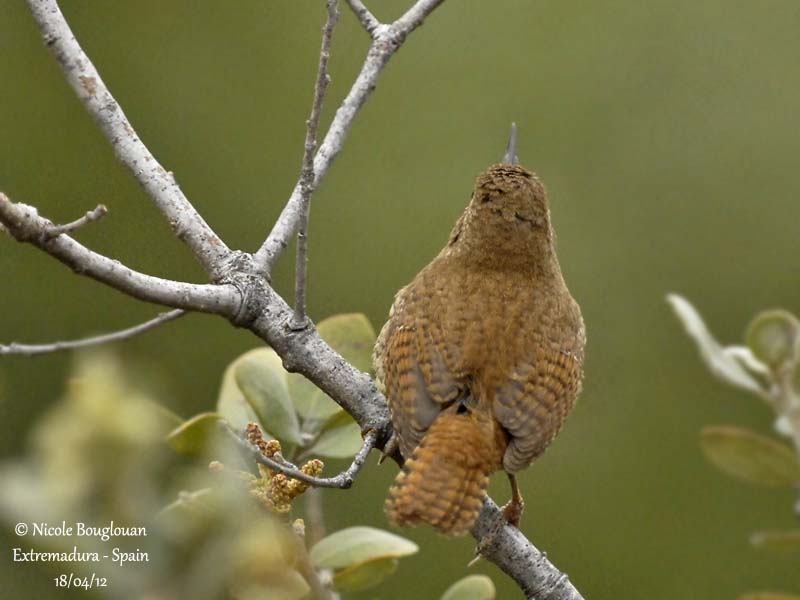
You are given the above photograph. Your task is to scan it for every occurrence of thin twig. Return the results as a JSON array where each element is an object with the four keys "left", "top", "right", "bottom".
[
  {"left": 45, "top": 204, "right": 108, "bottom": 239},
  {"left": 26, "top": 0, "right": 232, "bottom": 279},
  {"left": 292, "top": 529, "right": 338, "bottom": 600},
  {"left": 0, "top": 309, "right": 185, "bottom": 357},
  {"left": 0, "top": 193, "right": 238, "bottom": 315},
  {"left": 253, "top": 0, "right": 447, "bottom": 276},
  {"left": 223, "top": 423, "right": 377, "bottom": 489},
  {"left": 293, "top": 0, "right": 340, "bottom": 328},
  {"left": 305, "top": 488, "right": 327, "bottom": 546},
  {"left": 345, "top": 0, "right": 381, "bottom": 37}
]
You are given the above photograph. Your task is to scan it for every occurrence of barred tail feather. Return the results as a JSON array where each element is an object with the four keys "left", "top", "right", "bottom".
[{"left": 386, "top": 408, "right": 494, "bottom": 536}]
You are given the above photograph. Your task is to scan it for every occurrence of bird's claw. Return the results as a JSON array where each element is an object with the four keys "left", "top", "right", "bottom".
[
  {"left": 500, "top": 497, "right": 525, "bottom": 528},
  {"left": 378, "top": 431, "right": 400, "bottom": 465}
]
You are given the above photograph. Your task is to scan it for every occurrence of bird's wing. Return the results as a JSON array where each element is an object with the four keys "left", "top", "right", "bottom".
[
  {"left": 492, "top": 346, "right": 583, "bottom": 473},
  {"left": 375, "top": 287, "right": 462, "bottom": 460}
]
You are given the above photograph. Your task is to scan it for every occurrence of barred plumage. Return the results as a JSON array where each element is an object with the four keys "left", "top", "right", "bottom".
[{"left": 375, "top": 161, "right": 585, "bottom": 535}]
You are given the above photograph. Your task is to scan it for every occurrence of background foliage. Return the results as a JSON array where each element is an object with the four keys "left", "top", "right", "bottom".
[{"left": 2, "top": 1, "right": 800, "bottom": 598}]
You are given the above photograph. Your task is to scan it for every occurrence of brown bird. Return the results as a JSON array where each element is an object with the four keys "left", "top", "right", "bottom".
[{"left": 374, "top": 124, "right": 585, "bottom": 536}]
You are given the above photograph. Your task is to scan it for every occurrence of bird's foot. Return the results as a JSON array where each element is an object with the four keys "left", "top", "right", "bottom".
[
  {"left": 378, "top": 431, "right": 400, "bottom": 465},
  {"left": 500, "top": 497, "right": 525, "bottom": 528}
]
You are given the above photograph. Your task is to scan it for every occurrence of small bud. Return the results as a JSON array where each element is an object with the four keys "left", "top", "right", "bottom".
[
  {"left": 301, "top": 459, "right": 324, "bottom": 478},
  {"left": 268, "top": 474, "right": 292, "bottom": 513},
  {"left": 293, "top": 518, "right": 306, "bottom": 538},
  {"left": 264, "top": 439, "right": 282, "bottom": 458}
]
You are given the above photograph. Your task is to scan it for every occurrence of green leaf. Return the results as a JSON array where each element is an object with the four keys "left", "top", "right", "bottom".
[
  {"left": 700, "top": 425, "right": 800, "bottom": 486},
  {"left": 441, "top": 575, "right": 496, "bottom": 600},
  {"left": 317, "top": 313, "right": 377, "bottom": 373},
  {"left": 152, "top": 403, "right": 185, "bottom": 428},
  {"left": 320, "top": 408, "right": 357, "bottom": 433},
  {"left": 750, "top": 530, "right": 800, "bottom": 552},
  {"left": 747, "top": 310, "right": 800, "bottom": 369},
  {"left": 166, "top": 412, "right": 223, "bottom": 456},
  {"left": 332, "top": 557, "right": 398, "bottom": 593},
  {"left": 217, "top": 356, "right": 260, "bottom": 431},
  {"left": 233, "top": 348, "right": 301, "bottom": 446},
  {"left": 310, "top": 526, "right": 418, "bottom": 570},
  {"left": 288, "top": 313, "right": 376, "bottom": 423},
  {"left": 308, "top": 421, "right": 363, "bottom": 458},
  {"left": 667, "top": 294, "right": 764, "bottom": 395},
  {"left": 287, "top": 373, "right": 342, "bottom": 423},
  {"left": 739, "top": 593, "right": 800, "bottom": 600}
]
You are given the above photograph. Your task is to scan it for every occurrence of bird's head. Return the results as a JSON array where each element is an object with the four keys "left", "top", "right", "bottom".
[{"left": 449, "top": 124, "right": 555, "bottom": 266}]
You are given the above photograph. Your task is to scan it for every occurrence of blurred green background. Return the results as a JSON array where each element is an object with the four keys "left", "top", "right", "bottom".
[{"left": 2, "top": 0, "right": 800, "bottom": 598}]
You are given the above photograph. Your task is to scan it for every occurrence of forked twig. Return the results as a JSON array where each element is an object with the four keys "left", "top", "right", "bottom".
[
  {"left": 222, "top": 421, "right": 377, "bottom": 490},
  {"left": 293, "top": 0, "right": 340, "bottom": 328}
]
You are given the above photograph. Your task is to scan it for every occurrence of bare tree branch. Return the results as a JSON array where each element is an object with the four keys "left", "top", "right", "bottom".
[
  {"left": 293, "top": 0, "right": 340, "bottom": 328},
  {"left": 472, "top": 501, "right": 584, "bottom": 600},
  {"left": 44, "top": 204, "right": 107, "bottom": 239},
  {"left": 393, "top": 0, "right": 446, "bottom": 38},
  {"left": 224, "top": 422, "right": 377, "bottom": 490},
  {"left": 26, "top": 0, "right": 232, "bottom": 280},
  {"left": 0, "top": 309, "right": 185, "bottom": 357},
  {"left": 253, "top": 0, "right": 447, "bottom": 276},
  {"left": 0, "top": 194, "right": 238, "bottom": 315},
  {"left": 345, "top": 0, "right": 381, "bottom": 37}
]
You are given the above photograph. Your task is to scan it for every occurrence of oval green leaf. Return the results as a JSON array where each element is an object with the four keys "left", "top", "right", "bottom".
[
  {"left": 332, "top": 557, "right": 398, "bottom": 593},
  {"left": 166, "top": 412, "right": 224, "bottom": 456},
  {"left": 700, "top": 425, "right": 800, "bottom": 486},
  {"left": 317, "top": 313, "right": 377, "bottom": 373},
  {"left": 308, "top": 421, "right": 363, "bottom": 458},
  {"left": 441, "top": 575, "right": 496, "bottom": 600},
  {"left": 233, "top": 348, "right": 301, "bottom": 446},
  {"left": 287, "top": 373, "right": 342, "bottom": 423},
  {"left": 746, "top": 310, "right": 800, "bottom": 369},
  {"left": 310, "top": 526, "right": 418, "bottom": 570},
  {"left": 217, "top": 356, "right": 260, "bottom": 431},
  {"left": 667, "top": 294, "right": 764, "bottom": 395},
  {"left": 750, "top": 530, "right": 800, "bottom": 552}
]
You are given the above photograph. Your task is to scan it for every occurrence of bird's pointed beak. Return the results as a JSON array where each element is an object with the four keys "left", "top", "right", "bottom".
[{"left": 502, "top": 122, "right": 519, "bottom": 165}]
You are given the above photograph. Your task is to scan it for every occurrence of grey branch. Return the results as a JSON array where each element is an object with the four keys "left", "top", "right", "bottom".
[
  {"left": 0, "top": 193, "right": 238, "bottom": 315},
  {"left": 6, "top": 1, "right": 585, "bottom": 598},
  {"left": 253, "top": 0, "right": 446, "bottom": 276},
  {"left": 0, "top": 309, "right": 185, "bottom": 357},
  {"left": 45, "top": 204, "right": 107, "bottom": 239},
  {"left": 26, "top": 0, "right": 232, "bottom": 280},
  {"left": 472, "top": 501, "right": 584, "bottom": 600},
  {"left": 293, "top": 0, "right": 340, "bottom": 327},
  {"left": 345, "top": 0, "right": 381, "bottom": 36},
  {"left": 225, "top": 423, "right": 377, "bottom": 490}
]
